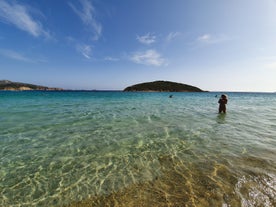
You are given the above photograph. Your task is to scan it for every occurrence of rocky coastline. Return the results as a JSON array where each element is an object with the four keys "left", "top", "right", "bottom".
[{"left": 0, "top": 80, "right": 63, "bottom": 91}]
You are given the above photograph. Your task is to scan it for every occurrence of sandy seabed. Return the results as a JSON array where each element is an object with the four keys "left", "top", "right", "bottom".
[{"left": 65, "top": 155, "right": 275, "bottom": 207}]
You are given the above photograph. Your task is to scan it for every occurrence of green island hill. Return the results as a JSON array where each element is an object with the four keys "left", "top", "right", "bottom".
[
  {"left": 123, "top": 81, "right": 205, "bottom": 92},
  {"left": 0, "top": 80, "right": 63, "bottom": 91}
]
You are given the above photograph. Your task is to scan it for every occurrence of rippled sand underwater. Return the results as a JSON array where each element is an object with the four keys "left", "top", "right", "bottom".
[
  {"left": 66, "top": 154, "right": 275, "bottom": 207},
  {"left": 0, "top": 91, "right": 275, "bottom": 206}
]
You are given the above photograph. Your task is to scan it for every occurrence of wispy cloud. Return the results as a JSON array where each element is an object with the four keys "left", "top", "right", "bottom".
[
  {"left": 257, "top": 56, "right": 276, "bottom": 61},
  {"left": 131, "top": 49, "right": 166, "bottom": 67},
  {"left": 137, "top": 33, "right": 156, "bottom": 45},
  {"left": 76, "top": 44, "right": 92, "bottom": 59},
  {"left": 264, "top": 62, "right": 276, "bottom": 69},
  {"left": 0, "top": 49, "right": 34, "bottom": 62},
  {"left": 198, "top": 34, "right": 211, "bottom": 42},
  {"left": 69, "top": 0, "right": 102, "bottom": 41},
  {"left": 66, "top": 36, "right": 92, "bottom": 59},
  {"left": 0, "top": 0, "right": 49, "bottom": 38},
  {"left": 197, "top": 33, "right": 229, "bottom": 44},
  {"left": 166, "top": 32, "right": 181, "bottom": 42},
  {"left": 256, "top": 56, "right": 276, "bottom": 69},
  {"left": 104, "top": 56, "right": 119, "bottom": 61}
]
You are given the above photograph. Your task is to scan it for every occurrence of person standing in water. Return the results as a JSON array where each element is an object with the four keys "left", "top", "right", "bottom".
[{"left": 218, "top": 94, "right": 228, "bottom": 113}]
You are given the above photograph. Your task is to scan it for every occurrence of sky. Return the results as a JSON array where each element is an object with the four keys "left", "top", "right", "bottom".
[{"left": 0, "top": 0, "right": 276, "bottom": 92}]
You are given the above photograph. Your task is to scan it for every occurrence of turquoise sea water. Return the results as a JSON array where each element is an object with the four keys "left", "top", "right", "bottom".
[{"left": 0, "top": 91, "right": 275, "bottom": 207}]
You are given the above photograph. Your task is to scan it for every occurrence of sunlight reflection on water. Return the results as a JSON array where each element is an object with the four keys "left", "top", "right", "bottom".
[{"left": 0, "top": 91, "right": 275, "bottom": 206}]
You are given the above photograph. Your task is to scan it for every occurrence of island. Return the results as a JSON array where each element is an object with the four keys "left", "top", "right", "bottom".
[
  {"left": 123, "top": 81, "right": 205, "bottom": 92},
  {"left": 0, "top": 80, "right": 63, "bottom": 91}
]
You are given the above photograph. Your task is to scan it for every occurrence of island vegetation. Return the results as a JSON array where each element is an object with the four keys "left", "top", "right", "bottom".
[
  {"left": 123, "top": 81, "right": 205, "bottom": 92},
  {"left": 0, "top": 80, "right": 62, "bottom": 91}
]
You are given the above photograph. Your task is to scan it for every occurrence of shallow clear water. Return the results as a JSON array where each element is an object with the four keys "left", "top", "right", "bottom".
[{"left": 0, "top": 91, "right": 275, "bottom": 206}]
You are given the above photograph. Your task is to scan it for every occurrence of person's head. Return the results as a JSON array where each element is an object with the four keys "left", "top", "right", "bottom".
[{"left": 221, "top": 94, "right": 227, "bottom": 99}]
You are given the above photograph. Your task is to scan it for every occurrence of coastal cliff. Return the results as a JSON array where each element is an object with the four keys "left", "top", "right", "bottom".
[
  {"left": 0, "top": 80, "right": 63, "bottom": 91},
  {"left": 124, "top": 81, "right": 204, "bottom": 92}
]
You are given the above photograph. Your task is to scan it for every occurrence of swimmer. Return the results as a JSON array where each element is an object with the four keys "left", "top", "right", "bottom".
[{"left": 218, "top": 94, "right": 228, "bottom": 113}]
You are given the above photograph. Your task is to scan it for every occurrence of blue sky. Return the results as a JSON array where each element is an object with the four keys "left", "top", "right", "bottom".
[{"left": 1, "top": 0, "right": 276, "bottom": 91}]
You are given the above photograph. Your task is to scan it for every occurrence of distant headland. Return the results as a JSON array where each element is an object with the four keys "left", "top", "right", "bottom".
[
  {"left": 0, "top": 80, "right": 205, "bottom": 92},
  {"left": 0, "top": 80, "right": 63, "bottom": 91},
  {"left": 123, "top": 81, "right": 205, "bottom": 92}
]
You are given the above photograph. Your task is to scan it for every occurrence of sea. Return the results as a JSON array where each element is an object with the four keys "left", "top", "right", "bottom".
[{"left": 0, "top": 91, "right": 275, "bottom": 207}]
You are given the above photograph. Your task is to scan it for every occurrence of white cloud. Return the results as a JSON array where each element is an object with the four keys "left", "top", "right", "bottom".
[
  {"left": 0, "top": 49, "right": 34, "bottom": 62},
  {"left": 69, "top": 0, "right": 102, "bottom": 41},
  {"left": 166, "top": 32, "right": 181, "bottom": 41},
  {"left": 131, "top": 49, "right": 166, "bottom": 66},
  {"left": 0, "top": 0, "right": 49, "bottom": 38},
  {"left": 76, "top": 44, "right": 92, "bottom": 59},
  {"left": 197, "top": 33, "right": 229, "bottom": 44},
  {"left": 137, "top": 33, "right": 156, "bottom": 45}
]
